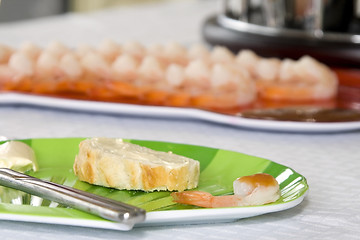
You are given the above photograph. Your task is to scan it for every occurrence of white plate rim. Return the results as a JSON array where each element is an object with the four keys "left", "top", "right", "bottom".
[
  {"left": 1, "top": 92, "right": 359, "bottom": 133},
  {"left": 0, "top": 191, "right": 307, "bottom": 231}
]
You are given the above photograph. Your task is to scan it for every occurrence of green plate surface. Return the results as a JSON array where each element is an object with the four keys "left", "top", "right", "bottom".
[{"left": 0, "top": 138, "right": 308, "bottom": 226}]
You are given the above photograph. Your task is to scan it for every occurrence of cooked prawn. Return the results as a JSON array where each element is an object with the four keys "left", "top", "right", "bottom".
[
  {"left": 162, "top": 42, "right": 188, "bottom": 66},
  {"left": 19, "top": 42, "right": 41, "bottom": 61},
  {"left": 255, "top": 58, "right": 282, "bottom": 82},
  {"left": 8, "top": 52, "right": 35, "bottom": 78},
  {"left": 147, "top": 43, "right": 164, "bottom": 59},
  {"left": 122, "top": 41, "right": 146, "bottom": 62},
  {"left": 0, "top": 40, "right": 339, "bottom": 108},
  {"left": 235, "top": 49, "right": 259, "bottom": 75},
  {"left": 108, "top": 54, "right": 142, "bottom": 98},
  {"left": 183, "top": 59, "right": 211, "bottom": 94},
  {"left": 59, "top": 53, "right": 83, "bottom": 79},
  {"left": 45, "top": 41, "right": 69, "bottom": 59},
  {"left": 137, "top": 56, "right": 169, "bottom": 104},
  {"left": 111, "top": 54, "right": 138, "bottom": 82},
  {"left": 171, "top": 173, "right": 280, "bottom": 208},
  {"left": 193, "top": 63, "right": 256, "bottom": 109},
  {"left": 81, "top": 51, "right": 111, "bottom": 79},
  {"left": 257, "top": 56, "right": 338, "bottom": 101},
  {"left": 36, "top": 51, "right": 60, "bottom": 78},
  {"left": 0, "top": 65, "right": 16, "bottom": 90},
  {"left": 137, "top": 55, "right": 165, "bottom": 85},
  {"left": 97, "top": 39, "right": 121, "bottom": 62},
  {"left": 75, "top": 44, "right": 96, "bottom": 58},
  {"left": 6, "top": 52, "right": 35, "bottom": 91},
  {"left": 187, "top": 43, "right": 210, "bottom": 62},
  {"left": 210, "top": 46, "right": 235, "bottom": 64},
  {"left": 165, "top": 64, "right": 185, "bottom": 88},
  {"left": 0, "top": 44, "right": 14, "bottom": 64},
  {"left": 165, "top": 64, "right": 191, "bottom": 107}
]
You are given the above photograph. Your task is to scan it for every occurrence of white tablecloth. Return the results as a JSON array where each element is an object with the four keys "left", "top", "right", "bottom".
[{"left": 1, "top": 1, "right": 360, "bottom": 239}]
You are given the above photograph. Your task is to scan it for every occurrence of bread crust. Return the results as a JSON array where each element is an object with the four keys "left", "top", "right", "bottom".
[{"left": 73, "top": 138, "right": 200, "bottom": 192}]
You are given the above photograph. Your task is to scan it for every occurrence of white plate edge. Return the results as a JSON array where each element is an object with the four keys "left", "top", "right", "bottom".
[
  {"left": 2, "top": 92, "right": 359, "bottom": 132},
  {"left": 0, "top": 189, "right": 308, "bottom": 231}
]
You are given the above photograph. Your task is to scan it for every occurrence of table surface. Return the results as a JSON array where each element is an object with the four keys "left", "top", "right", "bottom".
[{"left": 1, "top": 1, "right": 360, "bottom": 239}]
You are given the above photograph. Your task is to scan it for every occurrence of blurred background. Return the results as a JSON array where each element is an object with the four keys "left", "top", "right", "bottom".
[
  {"left": 0, "top": 0, "right": 162, "bottom": 22},
  {"left": 1, "top": 0, "right": 360, "bottom": 68}
]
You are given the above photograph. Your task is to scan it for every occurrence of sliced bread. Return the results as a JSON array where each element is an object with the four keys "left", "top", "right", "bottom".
[{"left": 73, "top": 138, "right": 200, "bottom": 192}]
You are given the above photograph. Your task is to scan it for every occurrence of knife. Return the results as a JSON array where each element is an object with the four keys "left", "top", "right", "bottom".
[{"left": 0, "top": 168, "right": 146, "bottom": 227}]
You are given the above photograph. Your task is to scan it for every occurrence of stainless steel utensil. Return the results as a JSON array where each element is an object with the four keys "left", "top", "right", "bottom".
[
  {"left": 0, "top": 168, "right": 146, "bottom": 226},
  {"left": 223, "top": 0, "right": 356, "bottom": 33}
]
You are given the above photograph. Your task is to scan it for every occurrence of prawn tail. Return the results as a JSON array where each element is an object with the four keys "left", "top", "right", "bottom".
[
  {"left": 171, "top": 191, "right": 241, "bottom": 208},
  {"left": 171, "top": 191, "right": 214, "bottom": 208}
]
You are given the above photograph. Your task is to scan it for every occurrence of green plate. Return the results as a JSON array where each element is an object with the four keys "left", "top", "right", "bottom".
[{"left": 0, "top": 138, "right": 308, "bottom": 230}]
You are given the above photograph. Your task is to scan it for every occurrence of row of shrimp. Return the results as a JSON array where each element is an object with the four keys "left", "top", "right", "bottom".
[
  {"left": 171, "top": 173, "right": 281, "bottom": 208},
  {"left": 0, "top": 40, "right": 338, "bottom": 109}
]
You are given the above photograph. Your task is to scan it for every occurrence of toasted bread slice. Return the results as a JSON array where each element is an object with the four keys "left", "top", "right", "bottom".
[{"left": 73, "top": 138, "right": 200, "bottom": 192}]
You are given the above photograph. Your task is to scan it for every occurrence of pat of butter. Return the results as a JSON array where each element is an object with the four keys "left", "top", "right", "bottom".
[{"left": 0, "top": 141, "right": 37, "bottom": 172}]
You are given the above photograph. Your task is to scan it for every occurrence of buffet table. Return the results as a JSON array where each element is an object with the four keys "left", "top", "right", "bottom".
[{"left": 1, "top": 1, "right": 360, "bottom": 239}]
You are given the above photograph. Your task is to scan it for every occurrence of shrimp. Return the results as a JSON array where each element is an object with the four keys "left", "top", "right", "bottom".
[
  {"left": 97, "top": 39, "right": 121, "bottom": 62},
  {"left": 81, "top": 51, "right": 112, "bottom": 79},
  {"left": 187, "top": 43, "right": 210, "bottom": 62},
  {"left": 137, "top": 56, "right": 165, "bottom": 85},
  {"left": 0, "top": 44, "right": 14, "bottom": 64},
  {"left": 108, "top": 54, "right": 142, "bottom": 98},
  {"left": 122, "top": 41, "right": 146, "bottom": 62},
  {"left": 191, "top": 63, "right": 256, "bottom": 109},
  {"left": 59, "top": 53, "right": 83, "bottom": 79},
  {"left": 45, "top": 41, "right": 69, "bottom": 59},
  {"left": 36, "top": 51, "right": 60, "bottom": 78},
  {"left": 255, "top": 58, "right": 282, "bottom": 82},
  {"left": 78, "top": 51, "right": 113, "bottom": 97},
  {"left": 183, "top": 59, "right": 211, "bottom": 94},
  {"left": 166, "top": 64, "right": 185, "bottom": 88},
  {"left": 111, "top": 54, "right": 139, "bottom": 82},
  {"left": 235, "top": 49, "right": 259, "bottom": 76},
  {"left": 293, "top": 56, "right": 338, "bottom": 99},
  {"left": 31, "top": 51, "right": 63, "bottom": 93},
  {"left": 210, "top": 63, "right": 243, "bottom": 92},
  {"left": 212, "top": 64, "right": 254, "bottom": 94},
  {"left": 257, "top": 56, "right": 338, "bottom": 101},
  {"left": 6, "top": 52, "right": 35, "bottom": 91},
  {"left": 210, "top": 46, "right": 235, "bottom": 64},
  {"left": 294, "top": 56, "right": 337, "bottom": 85},
  {"left": 19, "top": 42, "right": 41, "bottom": 61},
  {"left": 171, "top": 173, "right": 280, "bottom": 208},
  {"left": 165, "top": 64, "right": 191, "bottom": 107},
  {"left": 147, "top": 43, "right": 164, "bottom": 59},
  {"left": 75, "top": 44, "right": 96, "bottom": 58},
  {"left": 0, "top": 65, "right": 16, "bottom": 90},
  {"left": 162, "top": 42, "right": 188, "bottom": 66},
  {"left": 8, "top": 52, "right": 35, "bottom": 78},
  {"left": 137, "top": 56, "right": 170, "bottom": 104},
  {"left": 278, "top": 58, "right": 298, "bottom": 82}
]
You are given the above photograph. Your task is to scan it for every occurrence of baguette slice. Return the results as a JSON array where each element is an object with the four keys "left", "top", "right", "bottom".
[{"left": 73, "top": 138, "right": 200, "bottom": 192}]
